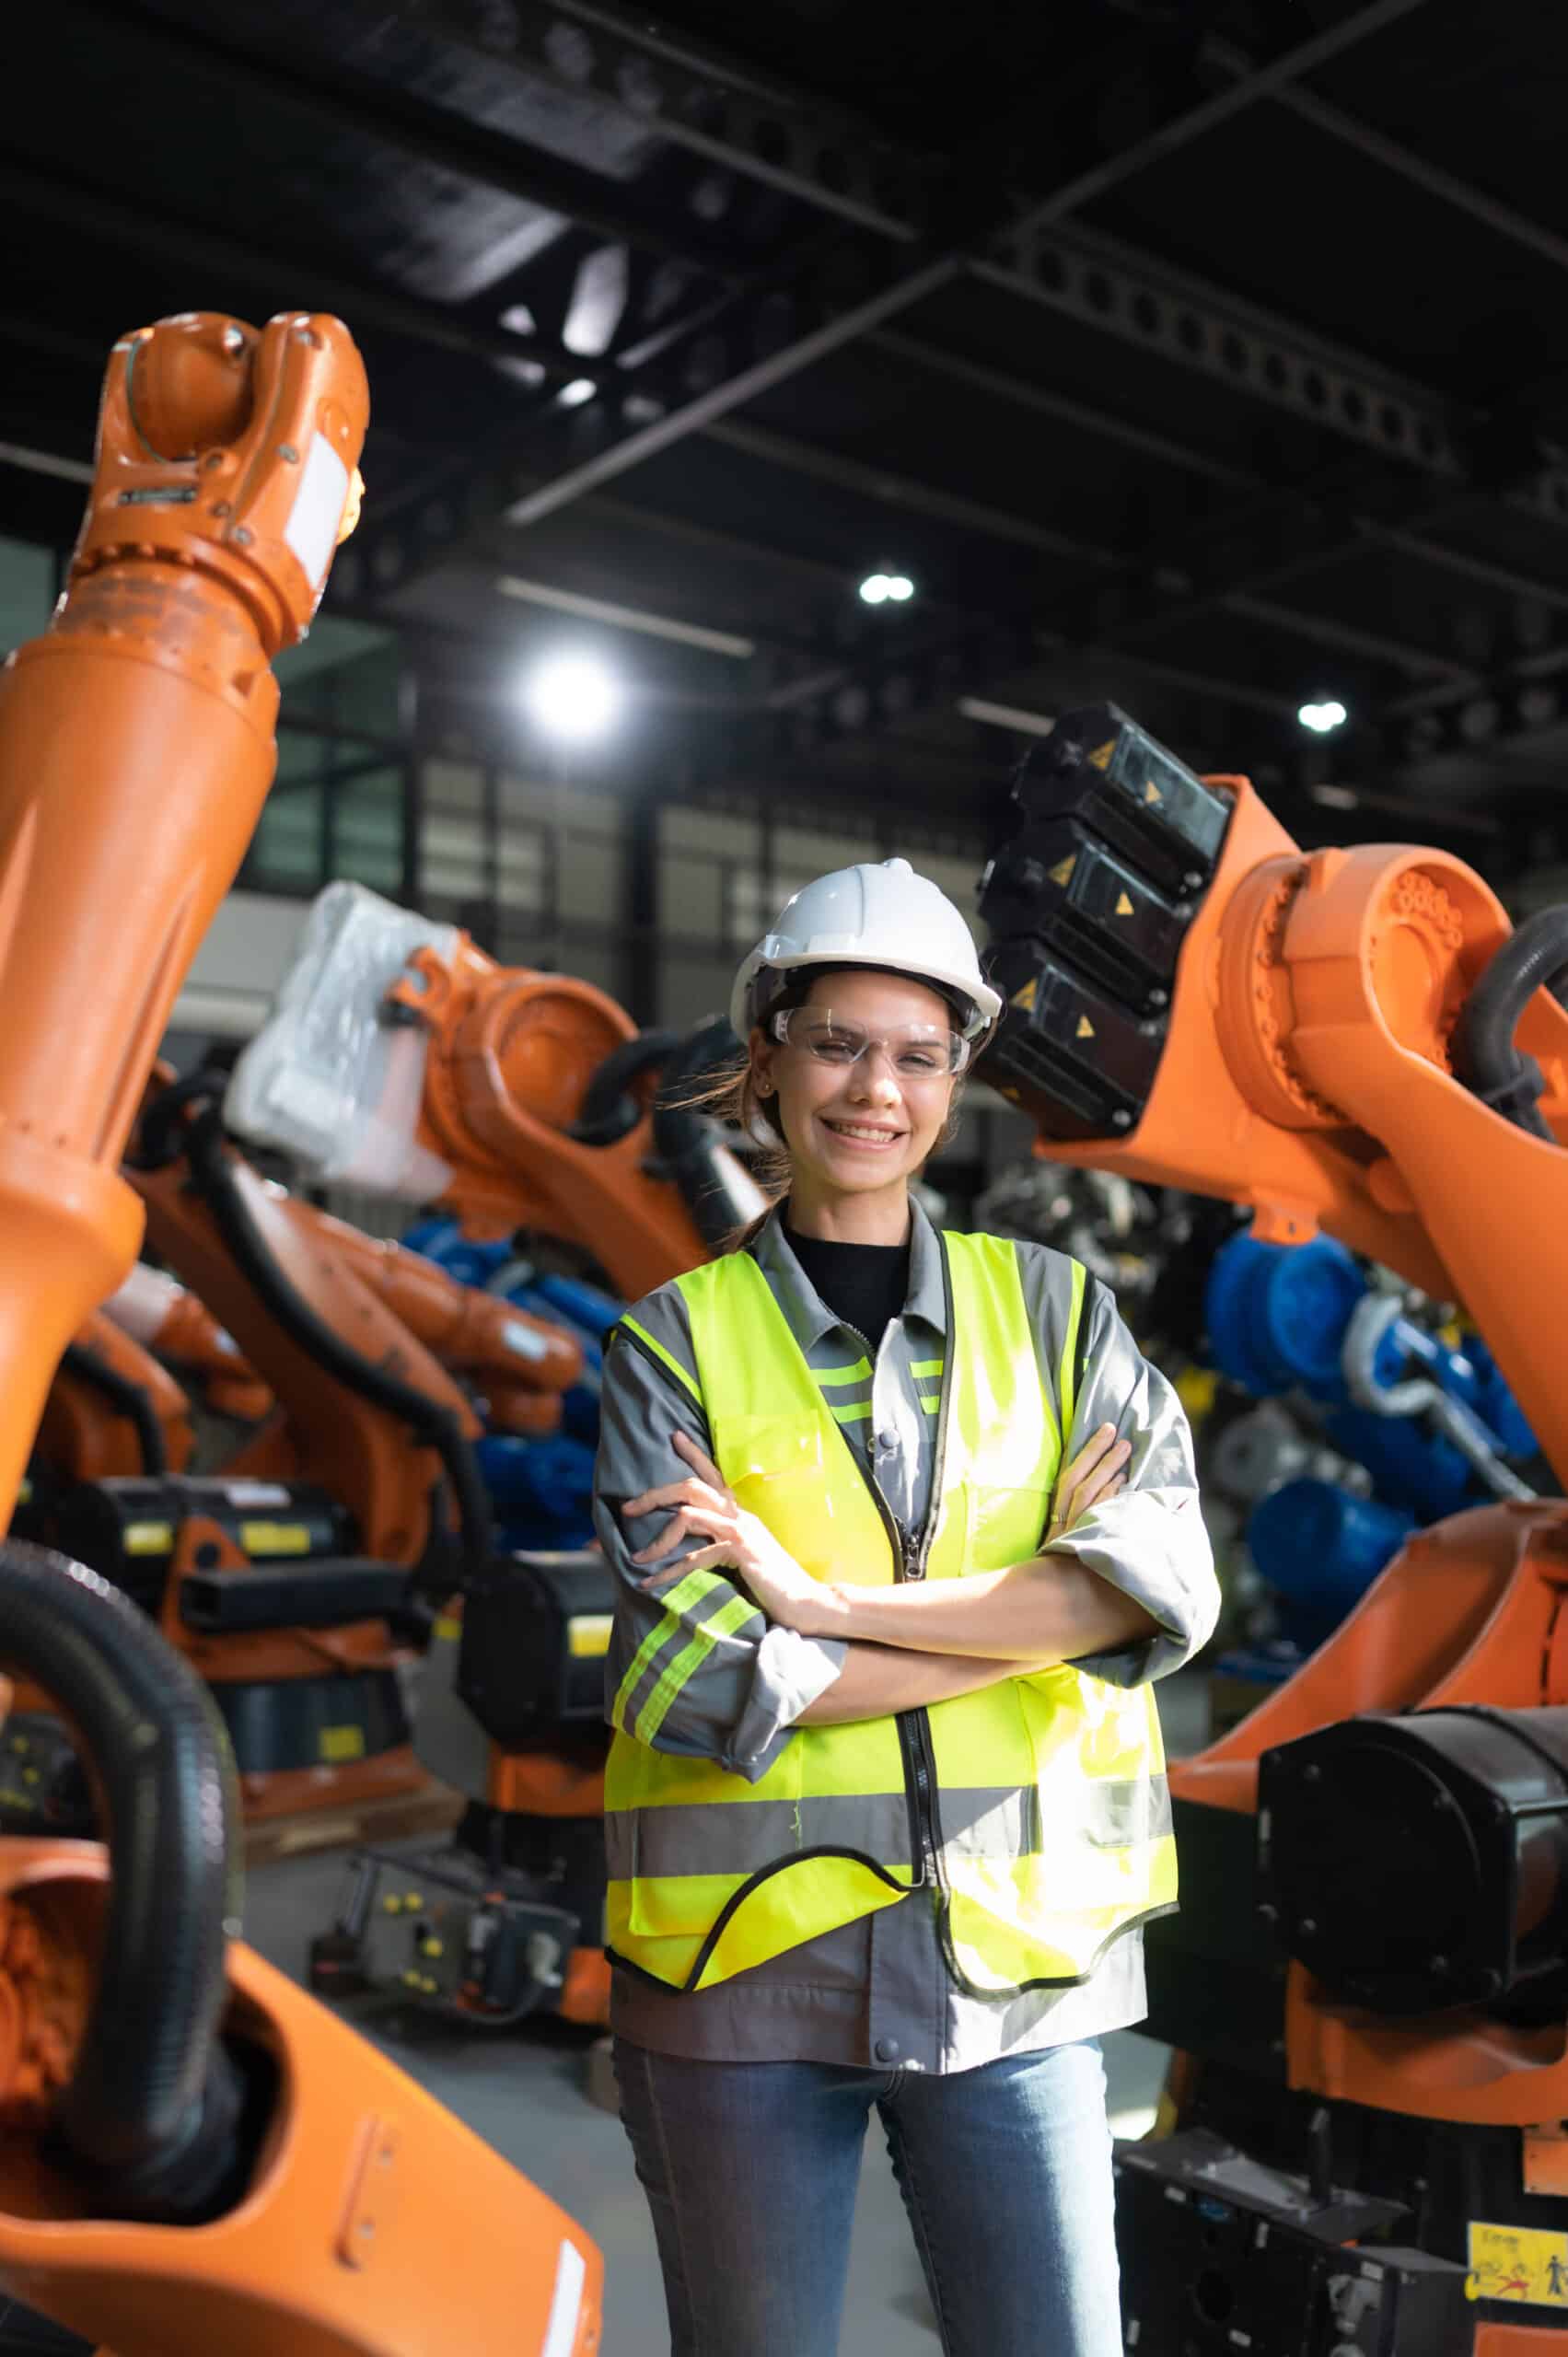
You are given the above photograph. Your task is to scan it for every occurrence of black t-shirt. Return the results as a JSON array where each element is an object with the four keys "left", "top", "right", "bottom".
[{"left": 784, "top": 1217, "right": 912, "bottom": 1358}]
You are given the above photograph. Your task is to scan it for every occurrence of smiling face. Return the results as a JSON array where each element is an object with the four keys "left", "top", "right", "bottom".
[{"left": 750, "top": 967, "right": 960, "bottom": 1234}]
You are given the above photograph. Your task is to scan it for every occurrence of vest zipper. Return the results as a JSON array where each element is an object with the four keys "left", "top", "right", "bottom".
[{"left": 827, "top": 1315, "right": 935, "bottom": 1888}]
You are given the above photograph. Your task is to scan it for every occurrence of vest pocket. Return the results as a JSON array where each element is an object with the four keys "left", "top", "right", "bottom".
[
  {"left": 707, "top": 1413, "right": 842, "bottom": 1582},
  {"left": 626, "top": 1736, "right": 807, "bottom": 1936}
]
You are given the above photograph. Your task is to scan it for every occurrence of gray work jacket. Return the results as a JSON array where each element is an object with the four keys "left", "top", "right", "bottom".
[{"left": 594, "top": 1200, "right": 1218, "bottom": 2076}]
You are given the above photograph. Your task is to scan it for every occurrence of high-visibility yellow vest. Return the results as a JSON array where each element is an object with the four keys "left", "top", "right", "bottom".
[{"left": 605, "top": 1231, "right": 1176, "bottom": 1995}]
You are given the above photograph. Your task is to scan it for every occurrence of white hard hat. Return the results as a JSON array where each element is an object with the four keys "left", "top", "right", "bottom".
[{"left": 730, "top": 857, "right": 1003, "bottom": 1041}]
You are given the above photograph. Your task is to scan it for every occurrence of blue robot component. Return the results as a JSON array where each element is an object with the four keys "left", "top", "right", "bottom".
[
  {"left": 401, "top": 1216, "right": 627, "bottom": 1549},
  {"left": 1204, "top": 1231, "right": 1539, "bottom": 1660}
]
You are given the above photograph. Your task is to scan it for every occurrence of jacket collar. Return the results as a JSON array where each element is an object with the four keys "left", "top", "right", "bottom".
[{"left": 747, "top": 1195, "right": 947, "bottom": 1352}]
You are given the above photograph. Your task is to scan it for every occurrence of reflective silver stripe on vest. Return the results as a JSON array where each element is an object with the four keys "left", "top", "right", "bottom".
[
  {"left": 1083, "top": 1774, "right": 1172, "bottom": 1850},
  {"left": 607, "top": 1774, "right": 1170, "bottom": 1881},
  {"left": 607, "top": 1792, "right": 915, "bottom": 1882}
]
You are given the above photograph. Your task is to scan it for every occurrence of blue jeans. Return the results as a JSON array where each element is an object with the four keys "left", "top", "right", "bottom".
[{"left": 612, "top": 2037, "right": 1121, "bottom": 2357}]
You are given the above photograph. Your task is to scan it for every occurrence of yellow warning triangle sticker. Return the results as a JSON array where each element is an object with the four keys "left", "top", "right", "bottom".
[
  {"left": 1144, "top": 779, "right": 1162, "bottom": 804},
  {"left": 1115, "top": 890, "right": 1134, "bottom": 916},
  {"left": 1087, "top": 739, "right": 1115, "bottom": 772},
  {"left": 1010, "top": 978, "right": 1039, "bottom": 1013},
  {"left": 1076, "top": 1015, "right": 1095, "bottom": 1039},
  {"left": 1050, "top": 854, "right": 1076, "bottom": 888}
]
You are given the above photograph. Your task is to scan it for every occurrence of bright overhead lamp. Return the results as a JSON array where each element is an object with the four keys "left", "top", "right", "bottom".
[
  {"left": 524, "top": 653, "right": 623, "bottom": 744},
  {"left": 1298, "top": 698, "right": 1349, "bottom": 734},
  {"left": 557, "top": 377, "right": 598, "bottom": 409},
  {"left": 859, "top": 571, "right": 915, "bottom": 605}
]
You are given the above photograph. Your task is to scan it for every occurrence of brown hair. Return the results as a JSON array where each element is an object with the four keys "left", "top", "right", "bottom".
[{"left": 678, "top": 966, "right": 965, "bottom": 1252}]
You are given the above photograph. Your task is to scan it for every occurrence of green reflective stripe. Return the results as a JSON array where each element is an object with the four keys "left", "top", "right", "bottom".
[
  {"left": 910, "top": 1357, "right": 945, "bottom": 1377},
  {"left": 918, "top": 1395, "right": 939, "bottom": 1415},
  {"left": 815, "top": 1355, "right": 871, "bottom": 1387},
  {"left": 637, "top": 1593, "right": 761, "bottom": 1747},
  {"left": 610, "top": 1568, "right": 728, "bottom": 1733},
  {"left": 620, "top": 1314, "right": 702, "bottom": 1403},
  {"left": 829, "top": 1399, "right": 875, "bottom": 1424},
  {"left": 1056, "top": 1259, "right": 1088, "bottom": 1442}
]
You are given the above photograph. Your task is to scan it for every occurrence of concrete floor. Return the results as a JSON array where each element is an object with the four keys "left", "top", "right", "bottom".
[{"left": 240, "top": 1673, "right": 1208, "bottom": 2357}]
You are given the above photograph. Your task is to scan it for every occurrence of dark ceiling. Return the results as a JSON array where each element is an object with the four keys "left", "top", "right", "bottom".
[{"left": 4, "top": 0, "right": 1566, "bottom": 864}]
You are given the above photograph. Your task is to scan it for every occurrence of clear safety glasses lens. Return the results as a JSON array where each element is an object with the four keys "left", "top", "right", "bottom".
[{"left": 772, "top": 1010, "right": 970, "bottom": 1078}]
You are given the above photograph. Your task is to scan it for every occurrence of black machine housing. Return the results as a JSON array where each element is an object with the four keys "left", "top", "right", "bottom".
[{"left": 976, "top": 702, "right": 1233, "bottom": 1141}]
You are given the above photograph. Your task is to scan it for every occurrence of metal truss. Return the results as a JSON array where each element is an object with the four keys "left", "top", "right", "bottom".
[{"left": 334, "top": 0, "right": 1433, "bottom": 602}]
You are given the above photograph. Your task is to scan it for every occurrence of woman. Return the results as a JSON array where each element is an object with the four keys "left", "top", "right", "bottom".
[{"left": 595, "top": 856, "right": 1218, "bottom": 2357}]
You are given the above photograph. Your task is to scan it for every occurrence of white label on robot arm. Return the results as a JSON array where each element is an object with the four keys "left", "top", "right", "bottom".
[
  {"left": 502, "top": 1318, "right": 552, "bottom": 1362},
  {"left": 542, "top": 2237, "right": 588, "bottom": 2357},
  {"left": 284, "top": 432, "right": 351, "bottom": 590}
]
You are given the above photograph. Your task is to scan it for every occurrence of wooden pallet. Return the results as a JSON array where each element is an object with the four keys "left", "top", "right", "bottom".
[{"left": 242, "top": 1778, "right": 465, "bottom": 1869}]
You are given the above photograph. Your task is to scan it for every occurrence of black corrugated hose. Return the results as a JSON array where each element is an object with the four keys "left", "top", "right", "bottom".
[
  {"left": 1451, "top": 907, "right": 1568, "bottom": 1143},
  {"left": 0, "top": 1539, "right": 246, "bottom": 2221}
]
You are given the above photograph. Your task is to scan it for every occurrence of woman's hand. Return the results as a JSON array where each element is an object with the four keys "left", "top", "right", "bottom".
[
  {"left": 623, "top": 1431, "right": 838, "bottom": 1635},
  {"left": 1045, "top": 1423, "right": 1131, "bottom": 1544}
]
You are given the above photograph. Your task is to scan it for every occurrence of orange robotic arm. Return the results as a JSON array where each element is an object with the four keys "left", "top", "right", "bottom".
[
  {"left": 225, "top": 900, "right": 766, "bottom": 1299},
  {"left": 0, "top": 315, "right": 604, "bottom": 2354},
  {"left": 40, "top": 1311, "right": 195, "bottom": 1482},
  {"left": 0, "top": 308, "right": 366, "bottom": 1520},
  {"left": 978, "top": 702, "right": 1568, "bottom": 1486},
  {"left": 101, "top": 1263, "right": 273, "bottom": 1423},
  {"left": 293, "top": 1199, "right": 583, "bottom": 1433}
]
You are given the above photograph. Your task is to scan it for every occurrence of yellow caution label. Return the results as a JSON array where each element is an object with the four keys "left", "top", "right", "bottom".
[
  {"left": 240, "top": 1520, "right": 313, "bottom": 1556},
  {"left": 1467, "top": 2221, "right": 1568, "bottom": 2306},
  {"left": 1076, "top": 1016, "right": 1096, "bottom": 1039},
  {"left": 125, "top": 1521, "right": 174, "bottom": 1555},
  {"left": 319, "top": 1724, "right": 366, "bottom": 1763},
  {"left": 433, "top": 1615, "right": 461, "bottom": 1642},
  {"left": 1049, "top": 853, "right": 1077, "bottom": 888},
  {"left": 1010, "top": 978, "right": 1039, "bottom": 1013},
  {"left": 569, "top": 1614, "right": 614, "bottom": 1658},
  {"left": 1115, "top": 890, "right": 1135, "bottom": 916},
  {"left": 1144, "top": 779, "right": 1163, "bottom": 805},
  {"left": 1087, "top": 739, "right": 1115, "bottom": 772}
]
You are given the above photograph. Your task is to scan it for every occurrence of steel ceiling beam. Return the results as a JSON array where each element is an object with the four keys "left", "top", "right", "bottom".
[
  {"left": 336, "top": 0, "right": 1421, "bottom": 601},
  {"left": 702, "top": 417, "right": 1119, "bottom": 570},
  {"left": 866, "top": 327, "right": 1257, "bottom": 489},
  {"left": 66, "top": 0, "right": 746, "bottom": 281},
  {"left": 0, "top": 159, "right": 586, "bottom": 385},
  {"left": 396, "top": 0, "right": 934, "bottom": 241}
]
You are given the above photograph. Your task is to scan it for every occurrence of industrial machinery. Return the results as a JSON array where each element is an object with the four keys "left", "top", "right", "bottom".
[
  {"left": 0, "top": 307, "right": 602, "bottom": 2354},
  {"left": 226, "top": 876, "right": 764, "bottom": 1293},
  {"left": 979, "top": 702, "right": 1568, "bottom": 2354},
  {"left": 1206, "top": 1228, "right": 1542, "bottom": 1667},
  {"left": 224, "top": 888, "right": 760, "bottom": 2025}
]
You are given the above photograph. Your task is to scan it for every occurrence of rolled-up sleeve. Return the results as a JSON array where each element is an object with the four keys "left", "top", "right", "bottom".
[
  {"left": 1043, "top": 1272, "right": 1219, "bottom": 1686},
  {"left": 596, "top": 1308, "right": 846, "bottom": 1782}
]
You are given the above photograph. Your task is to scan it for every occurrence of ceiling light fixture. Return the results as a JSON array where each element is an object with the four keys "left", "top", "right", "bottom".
[
  {"left": 1298, "top": 698, "right": 1349, "bottom": 734},
  {"left": 523, "top": 653, "right": 623, "bottom": 744},
  {"left": 859, "top": 571, "right": 915, "bottom": 605}
]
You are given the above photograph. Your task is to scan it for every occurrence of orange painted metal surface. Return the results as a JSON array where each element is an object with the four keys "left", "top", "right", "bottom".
[
  {"left": 388, "top": 943, "right": 710, "bottom": 1295},
  {"left": 39, "top": 1314, "right": 193, "bottom": 1480},
  {"left": 0, "top": 310, "right": 366, "bottom": 1527},
  {"left": 132, "top": 1144, "right": 481, "bottom": 1573},
  {"left": 296, "top": 1202, "right": 583, "bottom": 1411},
  {"left": 0, "top": 308, "right": 605, "bottom": 2353},
  {"left": 135, "top": 1288, "right": 273, "bottom": 1422},
  {"left": 0, "top": 1841, "right": 603, "bottom": 2357}
]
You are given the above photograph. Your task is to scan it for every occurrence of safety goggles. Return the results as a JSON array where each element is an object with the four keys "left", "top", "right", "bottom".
[{"left": 769, "top": 1008, "right": 972, "bottom": 1079}]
